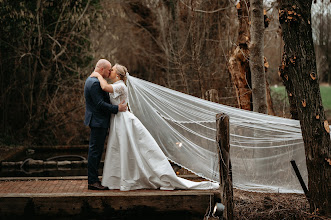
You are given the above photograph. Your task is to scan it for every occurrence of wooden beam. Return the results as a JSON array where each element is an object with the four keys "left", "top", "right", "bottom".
[{"left": 216, "top": 113, "right": 233, "bottom": 220}]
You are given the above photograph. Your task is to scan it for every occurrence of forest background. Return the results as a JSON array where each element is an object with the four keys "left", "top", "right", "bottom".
[{"left": 0, "top": 0, "right": 330, "bottom": 146}]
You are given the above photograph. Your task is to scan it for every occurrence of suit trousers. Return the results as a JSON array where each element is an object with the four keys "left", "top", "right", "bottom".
[{"left": 88, "top": 126, "right": 108, "bottom": 184}]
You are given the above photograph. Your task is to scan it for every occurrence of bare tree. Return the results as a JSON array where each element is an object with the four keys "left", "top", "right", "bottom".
[
  {"left": 312, "top": 0, "right": 331, "bottom": 85},
  {"left": 0, "top": 0, "right": 98, "bottom": 144},
  {"left": 93, "top": 0, "right": 238, "bottom": 106},
  {"left": 250, "top": 0, "right": 267, "bottom": 114},
  {"left": 228, "top": 0, "right": 274, "bottom": 114},
  {"left": 228, "top": 0, "right": 252, "bottom": 110},
  {"left": 278, "top": 0, "right": 331, "bottom": 217}
]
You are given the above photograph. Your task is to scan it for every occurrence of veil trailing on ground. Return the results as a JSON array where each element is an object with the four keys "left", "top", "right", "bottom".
[{"left": 127, "top": 75, "right": 330, "bottom": 193}]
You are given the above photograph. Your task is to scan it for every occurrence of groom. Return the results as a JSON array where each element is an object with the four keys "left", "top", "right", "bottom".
[{"left": 84, "top": 59, "right": 127, "bottom": 190}]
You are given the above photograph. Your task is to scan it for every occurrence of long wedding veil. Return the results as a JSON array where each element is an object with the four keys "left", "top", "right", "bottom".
[{"left": 127, "top": 75, "right": 331, "bottom": 193}]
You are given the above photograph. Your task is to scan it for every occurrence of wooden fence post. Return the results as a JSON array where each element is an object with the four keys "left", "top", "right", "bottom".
[{"left": 216, "top": 113, "right": 233, "bottom": 220}]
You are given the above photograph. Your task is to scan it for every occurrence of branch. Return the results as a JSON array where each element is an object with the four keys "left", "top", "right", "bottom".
[
  {"left": 179, "top": 0, "right": 234, "bottom": 14},
  {"left": 53, "top": 0, "right": 91, "bottom": 62}
]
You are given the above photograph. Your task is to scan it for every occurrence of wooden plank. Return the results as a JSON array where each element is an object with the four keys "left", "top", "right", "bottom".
[{"left": 0, "top": 190, "right": 217, "bottom": 219}]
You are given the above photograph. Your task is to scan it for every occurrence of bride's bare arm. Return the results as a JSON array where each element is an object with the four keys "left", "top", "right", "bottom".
[
  {"left": 97, "top": 75, "right": 114, "bottom": 93},
  {"left": 90, "top": 72, "right": 114, "bottom": 93}
]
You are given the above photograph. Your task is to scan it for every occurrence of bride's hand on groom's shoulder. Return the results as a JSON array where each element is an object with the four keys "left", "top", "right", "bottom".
[{"left": 90, "top": 71, "right": 101, "bottom": 78}]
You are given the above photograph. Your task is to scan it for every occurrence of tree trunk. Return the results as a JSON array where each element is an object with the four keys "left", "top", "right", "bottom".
[
  {"left": 279, "top": 52, "right": 299, "bottom": 119},
  {"left": 229, "top": 1, "right": 274, "bottom": 114},
  {"left": 278, "top": 0, "right": 331, "bottom": 217},
  {"left": 266, "top": 77, "right": 276, "bottom": 116},
  {"left": 228, "top": 0, "right": 252, "bottom": 110},
  {"left": 249, "top": 0, "right": 267, "bottom": 114}
]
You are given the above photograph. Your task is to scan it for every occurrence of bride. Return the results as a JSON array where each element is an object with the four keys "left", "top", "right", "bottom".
[{"left": 90, "top": 63, "right": 219, "bottom": 191}]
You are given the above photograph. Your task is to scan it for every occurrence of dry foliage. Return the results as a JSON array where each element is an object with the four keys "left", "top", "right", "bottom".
[{"left": 232, "top": 189, "right": 326, "bottom": 220}]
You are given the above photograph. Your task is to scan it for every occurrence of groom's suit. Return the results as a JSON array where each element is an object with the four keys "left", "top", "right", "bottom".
[{"left": 84, "top": 77, "right": 118, "bottom": 184}]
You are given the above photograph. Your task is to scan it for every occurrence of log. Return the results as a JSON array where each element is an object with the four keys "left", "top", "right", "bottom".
[{"left": 216, "top": 113, "right": 233, "bottom": 220}]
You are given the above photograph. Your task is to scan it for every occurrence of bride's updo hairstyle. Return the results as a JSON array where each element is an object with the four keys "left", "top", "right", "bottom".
[{"left": 114, "top": 63, "right": 128, "bottom": 83}]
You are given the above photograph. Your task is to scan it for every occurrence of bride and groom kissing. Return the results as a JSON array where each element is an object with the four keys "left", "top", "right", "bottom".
[{"left": 84, "top": 59, "right": 219, "bottom": 191}]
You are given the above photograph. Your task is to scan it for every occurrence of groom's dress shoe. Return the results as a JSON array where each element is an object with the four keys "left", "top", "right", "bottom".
[{"left": 88, "top": 182, "right": 109, "bottom": 190}]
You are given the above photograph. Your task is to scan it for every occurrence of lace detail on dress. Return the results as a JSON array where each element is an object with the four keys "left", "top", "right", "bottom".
[{"left": 109, "top": 81, "right": 128, "bottom": 105}]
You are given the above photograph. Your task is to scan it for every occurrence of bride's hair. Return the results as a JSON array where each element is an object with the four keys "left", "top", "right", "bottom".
[{"left": 114, "top": 63, "right": 128, "bottom": 84}]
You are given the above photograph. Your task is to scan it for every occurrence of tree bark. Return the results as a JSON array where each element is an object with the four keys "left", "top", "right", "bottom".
[
  {"left": 279, "top": 51, "right": 299, "bottom": 119},
  {"left": 249, "top": 0, "right": 267, "bottom": 114},
  {"left": 229, "top": 1, "right": 274, "bottom": 114},
  {"left": 278, "top": 0, "right": 331, "bottom": 217},
  {"left": 228, "top": 1, "right": 252, "bottom": 111}
]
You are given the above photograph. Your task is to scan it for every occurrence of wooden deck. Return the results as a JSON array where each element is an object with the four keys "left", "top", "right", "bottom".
[{"left": 0, "top": 176, "right": 219, "bottom": 219}]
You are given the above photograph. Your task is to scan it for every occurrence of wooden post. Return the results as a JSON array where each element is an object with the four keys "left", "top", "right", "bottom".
[{"left": 216, "top": 113, "right": 233, "bottom": 220}]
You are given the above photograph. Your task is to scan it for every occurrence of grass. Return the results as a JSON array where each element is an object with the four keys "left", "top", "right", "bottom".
[
  {"left": 320, "top": 86, "right": 331, "bottom": 110},
  {"left": 271, "top": 85, "right": 331, "bottom": 111}
]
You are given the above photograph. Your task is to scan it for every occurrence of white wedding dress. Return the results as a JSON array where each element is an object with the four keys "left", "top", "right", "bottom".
[{"left": 101, "top": 80, "right": 219, "bottom": 191}]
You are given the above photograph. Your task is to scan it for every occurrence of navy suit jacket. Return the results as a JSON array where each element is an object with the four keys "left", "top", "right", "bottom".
[{"left": 84, "top": 77, "right": 118, "bottom": 128}]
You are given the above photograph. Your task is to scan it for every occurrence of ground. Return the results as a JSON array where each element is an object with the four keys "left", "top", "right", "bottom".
[{"left": 232, "top": 188, "right": 329, "bottom": 220}]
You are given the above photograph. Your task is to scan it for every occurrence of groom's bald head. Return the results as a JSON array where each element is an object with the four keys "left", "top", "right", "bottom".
[
  {"left": 96, "top": 59, "right": 111, "bottom": 69},
  {"left": 95, "top": 59, "right": 111, "bottom": 77}
]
